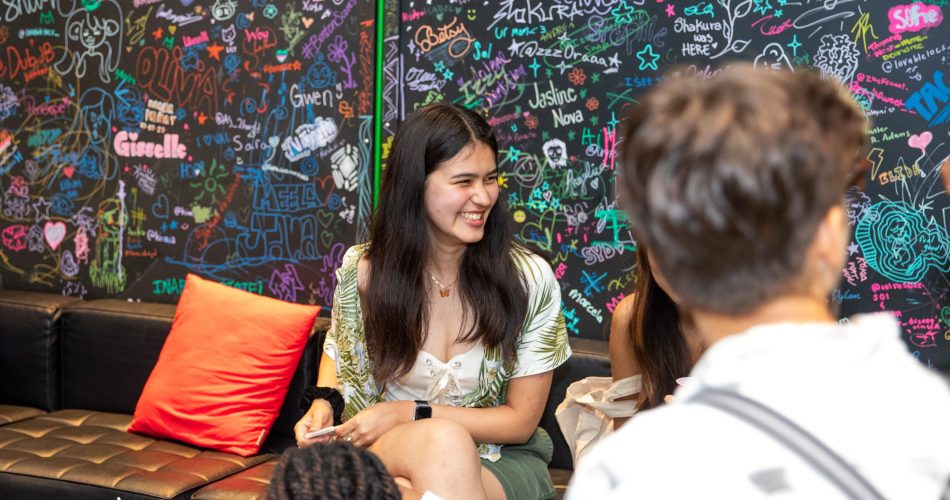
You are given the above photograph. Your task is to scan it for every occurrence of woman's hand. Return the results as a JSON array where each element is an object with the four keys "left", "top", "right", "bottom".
[
  {"left": 294, "top": 399, "right": 334, "bottom": 447},
  {"left": 334, "top": 401, "right": 413, "bottom": 447}
]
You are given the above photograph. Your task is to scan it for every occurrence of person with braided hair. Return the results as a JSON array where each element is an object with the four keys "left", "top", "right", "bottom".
[{"left": 268, "top": 440, "right": 417, "bottom": 500}]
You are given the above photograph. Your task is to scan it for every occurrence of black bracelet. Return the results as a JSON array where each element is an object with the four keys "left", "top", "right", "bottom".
[{"left": 300, "top": 386, "right": 344, "bottom": 425}]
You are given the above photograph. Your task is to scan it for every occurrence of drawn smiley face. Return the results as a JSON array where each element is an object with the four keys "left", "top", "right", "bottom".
[
  {"left": 212, "top": 0, "right": 237, "bottom": 21},
  {"left": 542, "top": 139, "right": 567, "bottom": 168},
  {"left": 81, "top": 23, "right": 104, "bottom": 48},
  {"left": 71, "top": 11, "right": 119, "bottom": 51}
]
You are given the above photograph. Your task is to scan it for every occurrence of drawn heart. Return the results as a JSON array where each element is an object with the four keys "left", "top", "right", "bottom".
[
  {"left": 63, "top": 165, "right": 75, "bottom": 178},
  {"left": 302, "top": 16, "right": 314, "bottom": 29},
  {"left": 152, "top": 194, "right": 170, "bottom": 218},
  {"left": 313, "top": 173, "right": 334, "bottom": 190},
  {"left": 908, "top": 132, "right": 932, "bottom": 152},
  {"left": 521, "top": 221, "right": 552, "bottom": 251},
  {"left": 168, "top": 25, "right": 177, "bottom": 35},
  {"left": 320, "top": 227, "right": 336, "bottom": 248},
  {"left": 44, "top": 221, "right": 66, "bottom": 250},
  {"left": 313, "top": 210, "right": 334, "bottom": 247},
  {"left": 246, "top": 12, "right": 254, "bottom": 21},
  {"left": 315, "top": 209, "right": 335, "bottom": 229}
]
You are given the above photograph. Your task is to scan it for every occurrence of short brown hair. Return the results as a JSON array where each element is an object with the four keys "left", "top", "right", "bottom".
[{"left": 620, "top": 65, "right": 868, "bottom": 314}]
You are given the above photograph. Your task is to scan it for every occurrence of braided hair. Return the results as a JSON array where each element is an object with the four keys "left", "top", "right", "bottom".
[{"left": 267, "top": 441, "right": 402, "bottom": 500}]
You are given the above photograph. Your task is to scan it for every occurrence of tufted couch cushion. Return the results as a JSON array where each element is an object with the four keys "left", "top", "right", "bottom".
[
  {"left": 191, "top": 459, "right": 279, "bottom": 500},
  {"left": 0, "top": 405, "right": 46, "bottom": 426},
  {"left": 56, "top": 298, "right": 329, "bottom": 455},
  {"left": 0, "top": 410, "right": 272, "bottom": 499},
  {"left": 0, "top": 290, "right": 331, "bottom": 499}
]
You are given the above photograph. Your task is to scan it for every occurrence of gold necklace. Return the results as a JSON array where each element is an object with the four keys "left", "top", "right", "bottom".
[{"left": 429, "top": 273, "right": 458, "bottom": 298}]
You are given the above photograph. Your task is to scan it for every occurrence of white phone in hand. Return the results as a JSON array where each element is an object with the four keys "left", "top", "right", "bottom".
[{"left": 303, "top": 425, "right": 336, "bottom": 439}]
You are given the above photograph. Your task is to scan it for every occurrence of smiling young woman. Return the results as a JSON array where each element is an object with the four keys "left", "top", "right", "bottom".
[
  {"left": 294, "top": 103, "right": 571, "bottom": 500},
  {"left": 423, "top": 141, "right": 499, "bottom": 248}
]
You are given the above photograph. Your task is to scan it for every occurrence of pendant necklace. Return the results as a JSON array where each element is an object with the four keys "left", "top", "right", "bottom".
[{"left": 429, "top": 273, "right": 458, "bottom": 298}]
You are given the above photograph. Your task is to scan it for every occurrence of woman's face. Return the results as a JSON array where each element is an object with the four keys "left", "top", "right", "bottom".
[{"left": 424, "top": 141, "right": 499, "bottom": 249}]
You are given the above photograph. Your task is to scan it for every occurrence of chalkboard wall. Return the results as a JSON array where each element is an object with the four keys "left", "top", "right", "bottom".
[
  {"left": 385, "top": 0, "right": 950, "bottom": 370},
  {"left": 2, "top": 0, "right": 948, "bottom": 370},
  {"left": 0, "top": 0, "right": 376, "bottom": 308}
]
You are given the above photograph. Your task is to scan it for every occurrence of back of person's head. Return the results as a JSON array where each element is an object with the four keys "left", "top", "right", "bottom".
[
  {"left": 267, "top": 441, "right": 401, "bottom": 500},
  {"left": 620, "top": 65, "right": 868, "bottom": 314}
]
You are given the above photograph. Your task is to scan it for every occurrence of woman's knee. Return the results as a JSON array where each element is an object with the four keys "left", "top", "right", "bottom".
[{"left": 410, "top": 418, "right": 477, "bottom": 454}]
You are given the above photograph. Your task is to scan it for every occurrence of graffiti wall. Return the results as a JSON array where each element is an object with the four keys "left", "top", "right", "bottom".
[
  {"left": 2, "top": 0, "right": 948, "bottom": 369},
  {"left": 387, "top": 0, "right": 950, "bottom": 369},
  {"left": 0, "top": 0, "right": 375, "bottom": 308}
]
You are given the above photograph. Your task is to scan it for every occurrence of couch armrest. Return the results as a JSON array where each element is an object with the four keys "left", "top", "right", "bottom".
[{"left": 0, "top": 291, "right": 80, "bottom": 411}]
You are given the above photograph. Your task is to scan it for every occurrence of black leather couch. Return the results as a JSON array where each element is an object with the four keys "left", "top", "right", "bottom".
[{"left": 0, "top": 289, "right": 609, "bottom": 499}]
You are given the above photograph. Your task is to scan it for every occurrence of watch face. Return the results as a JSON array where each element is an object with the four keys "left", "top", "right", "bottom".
[{"left": 414, "top": 402, "right": 432, "bottom": 420}]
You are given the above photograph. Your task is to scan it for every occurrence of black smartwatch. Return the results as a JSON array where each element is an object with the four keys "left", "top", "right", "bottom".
[{"left": 413, "top": 400, "right": 432, "bottom": 421}]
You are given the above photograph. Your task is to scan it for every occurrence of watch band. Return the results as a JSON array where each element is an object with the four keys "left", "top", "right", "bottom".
[{"left": 413, "top": 399, "right": 432, "bottom": 421}]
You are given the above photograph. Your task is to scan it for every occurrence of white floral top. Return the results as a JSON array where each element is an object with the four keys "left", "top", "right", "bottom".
[
  {"left": 384, "top": 342, "right": 486, "bottom": 406},
  {"left": 323, "top": 243, "right": 571, "bottom": 461}
]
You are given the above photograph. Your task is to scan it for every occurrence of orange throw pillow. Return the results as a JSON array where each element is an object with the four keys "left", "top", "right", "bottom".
[{"left": 129, "top": 274, "right": 320, "bottom": 456}]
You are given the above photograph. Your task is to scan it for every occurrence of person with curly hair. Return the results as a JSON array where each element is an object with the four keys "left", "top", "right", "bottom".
[{"left": 268, "top": 441, "right": 402, "bottom": 500}]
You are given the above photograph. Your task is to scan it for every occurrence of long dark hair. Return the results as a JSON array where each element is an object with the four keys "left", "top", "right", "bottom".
[
  {"left": 630, "top": 247, "right": 694, "bottom": 411},
  {"left": 364, "top": 103, "right": 528, "bottom": 382}
]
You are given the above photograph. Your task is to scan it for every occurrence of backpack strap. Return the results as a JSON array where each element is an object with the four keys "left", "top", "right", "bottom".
[{"left": 690, "top": 387, "right": 886, "bottom": 500}]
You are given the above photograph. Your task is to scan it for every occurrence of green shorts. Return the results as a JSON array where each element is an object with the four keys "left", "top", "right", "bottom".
[{"left": 480, "top": 428, "right": 555, "bottom": 500}]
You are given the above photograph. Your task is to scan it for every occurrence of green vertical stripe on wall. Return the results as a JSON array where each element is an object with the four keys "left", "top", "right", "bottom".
[{"left": 373, "top": 0, "right": 384, "bottom": 208}]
